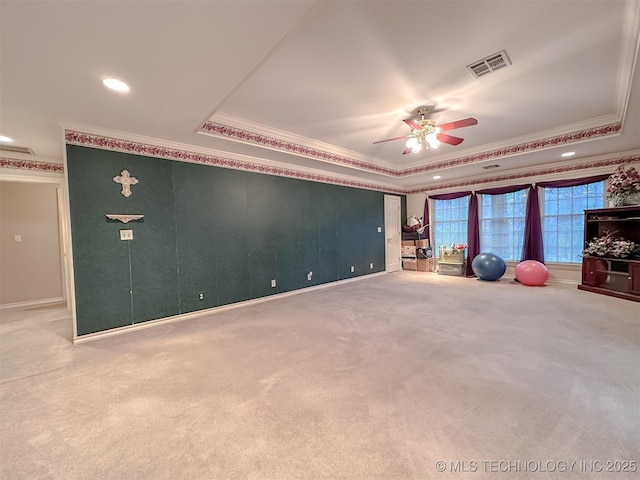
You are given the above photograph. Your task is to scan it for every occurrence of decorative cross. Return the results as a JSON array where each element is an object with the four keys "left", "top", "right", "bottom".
[{"left": 113, "top": 170, "right": 139, "bottom": 198}]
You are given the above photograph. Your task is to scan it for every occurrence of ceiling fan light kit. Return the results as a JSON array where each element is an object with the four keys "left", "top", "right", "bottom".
[{"left": 374, "top": 107, "right": 478, "bottom": 155}]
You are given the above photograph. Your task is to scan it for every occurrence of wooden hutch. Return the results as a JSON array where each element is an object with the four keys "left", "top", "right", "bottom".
[{"left": 578, "top": 206, "right": 640, "bottom": 302}]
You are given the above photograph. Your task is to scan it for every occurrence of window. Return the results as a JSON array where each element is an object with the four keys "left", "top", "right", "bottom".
[
  {"left": 434, "top": 197, "right": 468, "bottom": 249},
  {"left": 543, "top": 182, "right": 605, "bottom": 263},
  {"left": 480, "top": 190, "right": 527, "bottom": 260}
]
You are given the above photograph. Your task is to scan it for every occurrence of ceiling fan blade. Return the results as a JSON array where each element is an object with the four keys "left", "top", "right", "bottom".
[
  {"left": 438, "top": 117, "right": 478, "bottom": 131},
  {"left": 402, "top": 147, "right": 413, "bottom": 155},
  {"left": 403, "top": 119, "right": 423, "bottom": 130},
  {"left": 372, "top": 135, "right": 409, "bottom": 144},
  {"left": 437, "top": 133, "right": 464, "bottom": 145}
]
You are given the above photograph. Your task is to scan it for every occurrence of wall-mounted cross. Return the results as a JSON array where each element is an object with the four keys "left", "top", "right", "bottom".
[{"left": 113, "top": 170, "right": 139, "bottom": 198}]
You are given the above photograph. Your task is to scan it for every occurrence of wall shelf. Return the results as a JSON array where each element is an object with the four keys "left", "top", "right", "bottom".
[{"left": 106, "top": 214, "right": 144, "bottom": 224}]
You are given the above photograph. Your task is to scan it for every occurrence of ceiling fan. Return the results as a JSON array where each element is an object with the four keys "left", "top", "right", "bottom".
[{"left": 373, "top": 107, "right": 478, "bottom": 154}]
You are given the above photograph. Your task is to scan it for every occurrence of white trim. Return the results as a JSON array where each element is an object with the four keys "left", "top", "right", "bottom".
[
  {"left": 617, "top": 0, "right": 640, "bottom": 124},
  {"left": 403, "top": 115, "right": 622, "bottom": 171},
  {"left": 0, "top": 166, "right": 69, "bottom": 311},
  {"left": 499, "top": 272, "right": 578, "bottom": 286},
  {"left": 503, "top": 260, "right": 581, "bottom": 286},
  {"left": 414, "top": 149, "right": 640, "bottom": 195},
  {"left": 73, "top": 272, "right": 387, "bottom": 344},
  {"left": 384, "top": 194, "right": 402, "bottom": 273},
  {"left": 207, "top": 112, "right": 626, "bottom": 174},
  {"left": 0, "top": 151, "right": 62, "bottom": 164},
  {"left": 0, "top": 297, "right": 65, "bottom": 310},
  {"left": 205, "top": 112, "right": 392, "bottom": 172},
  {"left": 0, "top": 169, "right": 63, "bottom": 183},
  {"left": 61, "top": 132, "right": 78, "bottom": 338}
]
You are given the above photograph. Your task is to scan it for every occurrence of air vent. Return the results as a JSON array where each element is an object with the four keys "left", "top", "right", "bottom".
[
  {"left": 0, "top": 144, "right": 34, "bottom": 155},
  {"left": 467, "top": 50, "right": 511, "bottom": 78},
  {"left": 482, "top": 164, "right": 501, "bottom": 170}
]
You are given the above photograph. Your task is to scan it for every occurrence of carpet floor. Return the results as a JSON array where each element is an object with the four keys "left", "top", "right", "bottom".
[{"left": 1, "top": 272, "right": 638, "bottom": 479}]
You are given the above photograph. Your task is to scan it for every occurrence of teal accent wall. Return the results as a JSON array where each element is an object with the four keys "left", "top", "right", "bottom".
[{"left": 67, "top": 145, "right": 394, "bottom": 336}]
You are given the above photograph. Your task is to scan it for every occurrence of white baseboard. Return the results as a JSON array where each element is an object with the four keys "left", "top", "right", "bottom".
[
  {"left": 0, "top": 297, "right": 65, "bottom": 310},
  {"left": 73, "top": 272, "right": 387, "bottom": 344}
]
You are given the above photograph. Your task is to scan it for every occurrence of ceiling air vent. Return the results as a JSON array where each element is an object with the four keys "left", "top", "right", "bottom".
[
  {"left": 467, "top": 50, "right": 511, "bottom": 78},
  {"left": 0, "top": 145, "right": 34, "bottom": 155},
  {"left": 482, "top": 164, "right": 501, "bottom": 170}
]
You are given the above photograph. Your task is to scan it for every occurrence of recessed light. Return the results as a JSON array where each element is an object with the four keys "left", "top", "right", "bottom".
[
  {"left": 102, "top": 78, "right": 130, "bottom": 92},
  {"left": 433, "top": 175, "right": 441, "bottom": 180},
  {"left": 0, "top": 135, "right": 14, "bottom": 143},
  {"left": 561, "top": 151, "right": 575, "bottom": 157}
]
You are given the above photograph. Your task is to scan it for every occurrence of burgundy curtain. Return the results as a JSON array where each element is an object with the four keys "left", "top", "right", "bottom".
[
  {"left": 476, "top": 184, "right": 529, "bottom": 195},
  {"left": 466, "top": 193, "right": 479, "bottom": 276},
  {"left": 537, "top": 174, "right": 610, "bottom": 188},
  {"left": 521, "top": 185, "right": 544, "bottom": 262},
  {"left": 429, "top": 191, "right": 473, "bottom": 200},
  {"left": 422, "top": 198, "right": 430, "bottom": 242}
]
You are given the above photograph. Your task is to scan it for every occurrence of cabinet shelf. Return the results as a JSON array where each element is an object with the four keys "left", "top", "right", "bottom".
[
  {"left": 587, "top": 218, "right": 640, "bottom": 222},
  {"left": 583, "top": 255, "right": 639, "bottom": 262}
]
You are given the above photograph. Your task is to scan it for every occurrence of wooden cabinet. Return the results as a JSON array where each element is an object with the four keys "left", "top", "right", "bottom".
[{"left": 578, "top": 206, "right": 640, "bottom": 302}]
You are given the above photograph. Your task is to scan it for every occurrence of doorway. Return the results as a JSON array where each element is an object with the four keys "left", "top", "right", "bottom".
[
  {"left": 384, "top": 195, "right": 401, "bottom": 272},
  {"left": 0, "top": 174, "right": 68, "bottom": 308}
]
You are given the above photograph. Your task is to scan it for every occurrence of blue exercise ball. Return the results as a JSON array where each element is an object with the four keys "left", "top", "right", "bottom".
[{"left": 471, "top": 252, "right": 506, "bottom": 281}]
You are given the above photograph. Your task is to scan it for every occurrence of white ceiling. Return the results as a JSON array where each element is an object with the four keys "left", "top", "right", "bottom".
[{"left": 1, "top": 0, "right": 639, "bottom": 192}]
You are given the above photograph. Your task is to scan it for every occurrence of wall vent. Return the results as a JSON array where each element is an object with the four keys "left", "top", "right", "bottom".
[
  {"left": 467, "top": 50, "right": 511, "bottom": 78},
  {"left": 0, "top": 145, "right": 34, "bottom": 155},
  {"left": 481, "top": 164, "right": 501, "bottom": 170}
]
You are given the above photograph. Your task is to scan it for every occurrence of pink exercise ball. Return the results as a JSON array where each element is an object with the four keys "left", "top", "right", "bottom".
[{"left": 515, "top": 260, "right": 549, "bottom": 286}]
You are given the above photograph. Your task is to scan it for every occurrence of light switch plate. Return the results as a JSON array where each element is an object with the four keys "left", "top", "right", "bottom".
[
  {"left": 120, "top": 229, "right": 133, "bottom": 241},
  {"left": 377, "top": 226, "right": 382, "bottom": 232}
]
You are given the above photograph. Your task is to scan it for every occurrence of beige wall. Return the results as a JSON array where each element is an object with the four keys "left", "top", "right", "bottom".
[{"left": 0, "top": 181, "right": 63, "bottom": 305}]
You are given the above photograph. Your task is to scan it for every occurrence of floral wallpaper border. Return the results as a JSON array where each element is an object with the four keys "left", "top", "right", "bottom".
[
  {"left": 201, "top": 121, "right": 623, "bottom": 177},
  {"left": 0, "top": 157, "right": 64, "bottom": 173},
  {"left": 407, "top": 155, "right": 640, "bottom": 193},
  {"left": 63, "top": 131, "right": 406, "bottom": 194},
  {"left": 4, "top": 130, "right": 634, "bottom": 196}
]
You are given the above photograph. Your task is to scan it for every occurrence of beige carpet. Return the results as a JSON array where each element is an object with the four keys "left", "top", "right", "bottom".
[{"left": 1, "top": 272, "right": 639, "bottom": 479}]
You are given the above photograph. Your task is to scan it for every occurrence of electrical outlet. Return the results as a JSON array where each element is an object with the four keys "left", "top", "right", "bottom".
[
  {"left": 370, "top": 263, "right": 374, "bottom": 269},
  {"left": 271, "top": 279, "right": 276, "bottom": 288},
  {"left": 199, "top": 292, "right": 204, "bottom": 300},
  {"left": 350, "top": 266, "right": 354, "bottom": 273},
  {"left": 307, "top": 271, "right": 313, "bottom": 281},
  {"left": 120, "top": 229, "right": 133, "bottom": 241},
  {"left": 377, "top": 226, "right": 382, "bottom": 233}
]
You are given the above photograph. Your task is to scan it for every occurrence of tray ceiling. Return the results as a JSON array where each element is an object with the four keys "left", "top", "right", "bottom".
[{"left": 1, "top": 0, "right": 639, "bottom": 191}]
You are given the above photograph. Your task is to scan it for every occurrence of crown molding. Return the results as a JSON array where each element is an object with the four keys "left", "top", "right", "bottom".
[
  {"left": 9, "top": 125, "right": 636, "bottom": 198},
  {"left": 200, "top": 116, "right": 398, "bottom": 176},
  {"left": 399, "top": 121, "right": 622, "bottom": 177},
  {"left": 200, "top": 114, "right": 623, "bottom": 179},
  {"left": 0, "top": 157, "right": 64, "bottom": 174},
  {"left": 61, "top": 125, "right": 406, "bottom": 195},
  {"left": 405, "top": 151, "right": 640, "bottom": 194},
  {"left": 617, "top": 0, "right": 640, "bottom": 123}
]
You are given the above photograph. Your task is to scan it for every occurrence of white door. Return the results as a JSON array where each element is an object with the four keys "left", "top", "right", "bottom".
[{"left": 384, "top": 195, "right": 401, "bottom": 272}]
